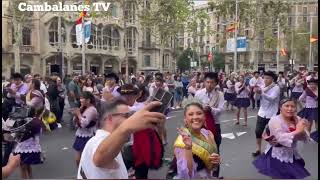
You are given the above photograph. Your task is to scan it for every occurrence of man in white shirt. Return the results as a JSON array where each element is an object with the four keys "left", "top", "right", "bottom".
[
  {"left": 249, "top": 71, "right": 264, "bottom": 109},
  {"left": 195, "top": 72, "right": 224, "bottom": 178},
  {"left": 252, "top": 71, "right": 280, "bottom": 157},
  {"left": 77, "top": 99, "right": 165, "bottom": 179}
]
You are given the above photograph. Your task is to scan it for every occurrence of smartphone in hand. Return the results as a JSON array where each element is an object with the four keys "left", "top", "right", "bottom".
[{"left": 149, "top": 88, "right": 173, "bottom": 114}]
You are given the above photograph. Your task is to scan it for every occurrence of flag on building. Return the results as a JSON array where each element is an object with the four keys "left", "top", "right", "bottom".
[
  {"left": 84, "top": 21, "right": 91, "bottom": 43},
  {"left": 208, "top": 51, "right": 213, "bottom": 61},
  {"left": 76, "top": 24, "right": 83, "bottom": 45},
  {"left": 280, "top": 48, "right": 287, "bottom": 56},
  {"left": 75, "top": 0, "right": 90, "bottom": 25},
  {"left": 310, "top": 37, "right": 318, "bottom": 43},
  {"left": 226, "top": 22, "right": 239, "bottom": 33}
]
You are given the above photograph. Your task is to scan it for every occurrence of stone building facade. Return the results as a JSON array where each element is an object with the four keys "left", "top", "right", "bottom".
[{"left": 2, "top": 1, "right": 176, "bottom": 78}]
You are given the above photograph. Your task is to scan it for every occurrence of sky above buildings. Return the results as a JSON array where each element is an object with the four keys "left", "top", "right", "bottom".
[{"left": 193, "top": 0, "right": 208, "bottom": 6}]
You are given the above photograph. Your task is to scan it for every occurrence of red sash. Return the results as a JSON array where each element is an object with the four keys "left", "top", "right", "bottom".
[
  {"left": 204, "top": 109, "right": 217, "bottom": 137},
  {"left": 132, "top": 129, "right": 164, "bottom": 169}
]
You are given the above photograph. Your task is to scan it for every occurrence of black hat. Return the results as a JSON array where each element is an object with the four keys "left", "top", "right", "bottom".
[
  {"left": 117, "top": 84, "right": 139, "bottom": 95},
  {"left": 307, "top": 78, "right": 318, "bottom": 84},
  {"left": 264, "top": 71, "right": 277, "bottom": 82},
  {"left": 105, "top": 72, "right": 119, "bottom": 84},
  {"left": 155, "top": 72, "right": 163, "bottom": 79},
  {"left": 155, "top": 76, "right": 165, "bottom": 82},
  {"left": 11, "top": 73, "right": 24, "bottom": 80}
]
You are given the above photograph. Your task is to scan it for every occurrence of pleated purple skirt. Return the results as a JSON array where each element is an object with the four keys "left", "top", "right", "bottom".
[
  {"left": 14, "top": 152, "right": 43, "bottom": 165},
  {"left": 73, "top": 136, "right": 92, "bottom": 152},
  {"left": 298, "top": 107, "right": 318, "bottom": 121},
  {"left": 234, "top": 98, "right": 250, "bottom": 108},
  {"left": 253, "top": 148, "right": 310, "bottom": 179}
]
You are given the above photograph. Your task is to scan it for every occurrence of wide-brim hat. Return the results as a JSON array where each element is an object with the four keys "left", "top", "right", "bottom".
[{"left": 117, "top": 84, "right": 139, "bottom": 95}]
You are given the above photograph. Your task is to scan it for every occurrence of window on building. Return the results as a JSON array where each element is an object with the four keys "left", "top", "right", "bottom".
[
  {"left": 206, "top": 46, "right": 210, "bottom": 54},
  {"left": 11, "top": 26, "right": 15, "bottom": 45},
  {"left": 245, "top": 29, "right": 249, "bottom": 37},
  {"left": 87, "top": 24, "right": 97, "bottom": 49},
  {"left": 22, "top": 27, "right": 31, "bottom": 45},
  {"left": 288, "top": 17, "right": 292, "bottom": 26},
  {"left": 71, "top": 25, "right": 78, "bottom": 48},
  {"left": 187, "top": 38, "right": 191, "bottom": 48},
  {"left": 303, "top": 7, "right": 307, "bottom": 14},
  {"left": 97, "top": 24, "right": 103, "bottom": 49},
  {"left": 124, "top": 1, "right": 136, "bottom": 23},
  {"left": 144, "top": 55, "right": 151, "bottom": 67},
  {"left": 303, "top": 16, "right": 307, "bottom": 23},
  {"left": 145, "top": 0, "right": 150, "bottom": 9},
  {"left": 126, "top": 27, "right": 137, "bottom": 50},
  {"left": 103, "top": 26, "right": 112, "bottom": 50},
  {"left": 145, "top": 28, "right": 151, "bottom": 46},
  {"left": 48, "top": 18, "right": 66, "bottom": 47},
  {"left": 112, "top": 28, "right": 120, "bottom": 48},
  {"left": 111, "top": 4, "right": 118, "bottom": 17}
]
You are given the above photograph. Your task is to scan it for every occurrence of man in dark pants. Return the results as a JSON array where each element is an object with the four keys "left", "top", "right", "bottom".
[
  {"left": 252, "top": 71, "right": 280, "bottom": 157},
  {"left": 195, "top": 72, "right": 224, "bottom": 178}
]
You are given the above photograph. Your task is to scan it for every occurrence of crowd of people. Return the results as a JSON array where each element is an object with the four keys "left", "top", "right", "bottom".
[{"left": 1, "top": 69, "right": 318, "bottom": 179}]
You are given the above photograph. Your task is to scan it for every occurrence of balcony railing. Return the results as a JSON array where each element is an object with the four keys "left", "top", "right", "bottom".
[{"left": 140, "top": 41, "right": 156, "bottom": 48}]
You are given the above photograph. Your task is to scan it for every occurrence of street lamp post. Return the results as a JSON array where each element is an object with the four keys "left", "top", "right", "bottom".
[
  {"left": 58, "top": 16, "right": 65, "bottom": 78},
  {"left": 233, "top": 0, "right": 238, "bottom": 73},
  {"left": 276, "top": 18, "right": 280, "bottom": 73},
  {"left": 308, "top": 17, "right": 313, "bottom": 71}
]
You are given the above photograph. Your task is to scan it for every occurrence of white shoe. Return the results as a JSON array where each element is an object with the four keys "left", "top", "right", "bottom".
[
  {"left": 57, "top": 123, "right": 62, "bottom": 128},
  {"left": 171, "top": 107, "right": 175, "bottom": 110}
]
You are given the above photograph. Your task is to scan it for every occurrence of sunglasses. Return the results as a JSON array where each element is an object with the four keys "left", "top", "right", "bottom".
[{"left": 110, "top": 111, "right": 135, "bottom": 118}]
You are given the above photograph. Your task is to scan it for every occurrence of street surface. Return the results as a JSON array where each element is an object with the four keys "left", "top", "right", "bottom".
[{"left": 7, "top": 102, "right": 318, "bottom": 179}]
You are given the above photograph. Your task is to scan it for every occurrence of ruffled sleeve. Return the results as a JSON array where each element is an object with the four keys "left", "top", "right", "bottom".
[
  {"left": 269, "top": 117, "right": 295, "bottom": 147},
  {"left": 174, "top": 147, "right": 197, "bottom": 179},
  {"left": 79, "top": 107, "right": 98, "bottom": 128}
]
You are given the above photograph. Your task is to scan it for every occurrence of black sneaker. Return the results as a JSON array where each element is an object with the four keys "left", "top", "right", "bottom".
[{"left": 252, "top": 150, "right": 261, "bottom": 157}]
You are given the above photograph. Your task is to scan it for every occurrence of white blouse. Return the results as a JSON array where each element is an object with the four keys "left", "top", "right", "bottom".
[{"left": 264, "top": 115, "right": 309, "bottom": 163}]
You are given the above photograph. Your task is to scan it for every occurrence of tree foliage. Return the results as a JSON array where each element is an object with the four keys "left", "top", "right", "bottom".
[{"left": 177, "top": 48, "right": 199, "bottom": 72}]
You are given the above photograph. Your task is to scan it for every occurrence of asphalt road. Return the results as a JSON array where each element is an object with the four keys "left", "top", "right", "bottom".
[{"left": 6, "top": 104, "right": 318, "bottom": 179}]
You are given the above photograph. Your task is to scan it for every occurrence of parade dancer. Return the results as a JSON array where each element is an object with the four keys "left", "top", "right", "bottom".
[
  {"left": 298, "top": 78, "right": 318, "bottom": 132},
  {"left": 195, "top": 72, "right": 224, "bottom": 177},
  {"left": 13, "top": 106, "right": 46, "bottom": 179},
  {"left": 167, "top": 102, "right": 220, "bottom": 179},
  {"left": 234, "top": 75, "right": 251, "bottom": 126},
  {"left": 224, "top": 75, "right": 236, "bottom": 110},
  {"left": 253, "top": 98, "right": 310, "bottom": 179},
  {"left": 290, "top": 73, "right": 305, "bottom": 100},
  {"left": 249, "top": 71, "right": 264, "bottom": 110},
  {"left": 252, "top": 71, "right": 280, "bottom": 157},
  {"left": 72, "top": 91, "right": 98, "bottom": 167},
  {"left": 277, "top": 72, "right": 287, "bottom": 100}
]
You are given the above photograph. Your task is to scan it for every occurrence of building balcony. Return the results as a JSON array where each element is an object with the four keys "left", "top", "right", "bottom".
[
  {"left": 140, "top": 41, "right": 157, "bottom": 49},
  {"left": 6, "top": 45, "right": 36, "bottom": 54}
]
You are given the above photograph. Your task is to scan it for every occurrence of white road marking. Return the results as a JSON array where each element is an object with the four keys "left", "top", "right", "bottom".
[
  {"left": 62, "top": 147, "right": 69, "bottom": 150},
  {"left": 236, "top": 132, "right": 247, "bottom": 137},
  {"left": 220, "top": 116, "right": 256, "bottom": 123},
  {"left": 221, "top": 133, "right": 236, "bottom": 139},
  {"left": 166, "top": 116, "right": 176, "bottom": 120}
]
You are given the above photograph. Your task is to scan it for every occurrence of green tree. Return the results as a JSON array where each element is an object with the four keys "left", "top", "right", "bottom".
[
  {"left": 177, "top": 49, "right": 191, "bottom": 73},
  {"left": 138, "top": 0, "right": 192, "bottom": 72},
  {"left": 212, "top": 52, "right": 225, "bottom": 71}
]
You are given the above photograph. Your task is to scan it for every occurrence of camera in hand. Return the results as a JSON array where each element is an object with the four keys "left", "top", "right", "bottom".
[{"left": 149, "top": 88, "right": 173, "bottom": 114}]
